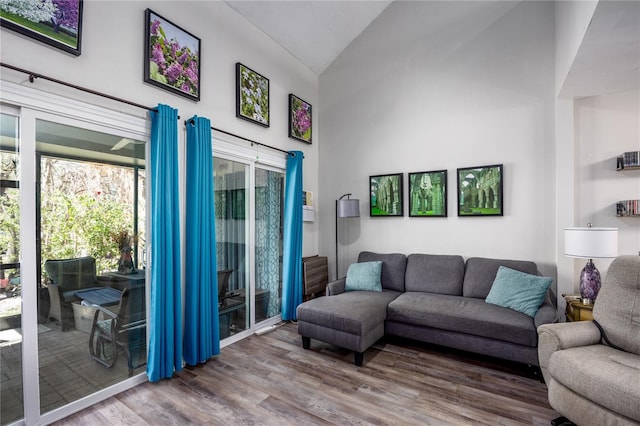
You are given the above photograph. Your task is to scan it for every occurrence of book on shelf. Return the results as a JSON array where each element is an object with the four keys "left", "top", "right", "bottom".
[
  {"left": 616, "top": 199, "right": 639, "bottom": 216},
  {"left": 618, "top": 151, "right": 640, "bottom": 169}
]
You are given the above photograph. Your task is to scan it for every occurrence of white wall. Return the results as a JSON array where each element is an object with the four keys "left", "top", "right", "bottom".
[
  {"left": 0, "top": 0, "right": 320, "bottom": 255},
  {"left": 319, "top": 1, "right": 557, "bottom": 280}
]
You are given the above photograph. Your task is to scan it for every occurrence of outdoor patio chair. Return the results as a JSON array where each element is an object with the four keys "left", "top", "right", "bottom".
[{"left": 89, "top": 286, "right": 146, "bottom": 376}]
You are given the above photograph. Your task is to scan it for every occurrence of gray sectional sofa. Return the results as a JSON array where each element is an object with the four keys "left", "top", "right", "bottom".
[{"left": 297, "top": 251, "right": 557, "bottom": 366}]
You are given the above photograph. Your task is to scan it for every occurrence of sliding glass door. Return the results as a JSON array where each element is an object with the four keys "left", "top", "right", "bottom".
[
  {"left": 0, "top": 111, "right": 23, "bottom": 425},
  {"left": 1, "top": 81, "right": 149, "bottom": 425},
  {"left": 255, "top": 167, "right": 283, "bottom": 322},
  {"left": 36, "top": 120, "right": 147, "bottom": 415},
  {"left": 213, "top": 152, "right": 284, "bottom": 340}
]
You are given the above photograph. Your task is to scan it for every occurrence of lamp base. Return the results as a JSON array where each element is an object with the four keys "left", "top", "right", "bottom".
[{"left": 579, "top": 259, "right": 601, "bottom": 303}]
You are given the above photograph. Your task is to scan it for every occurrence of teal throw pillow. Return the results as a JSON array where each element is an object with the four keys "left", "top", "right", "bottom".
[
  {"left": 345, "top": 261, "right": 383, "bottom": 292},
  {"left": 485, "top": 266, "right": 552, "bottom": 317}
]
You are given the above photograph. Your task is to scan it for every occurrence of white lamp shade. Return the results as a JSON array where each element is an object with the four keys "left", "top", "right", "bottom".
[
  {"left": 337, "top": 199, "right": 360, "bottom": 218},
  {"left": 564, "top": 227, "right": 618, "bottom": 259}
]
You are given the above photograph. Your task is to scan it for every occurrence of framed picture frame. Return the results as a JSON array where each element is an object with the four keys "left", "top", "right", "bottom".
[
  {"left": 144, "top": 9, "right": 201, "bottom": 101},
  {"left": 457, "top": 164, "right": 503, "bottom": 216},
  {"left": 288, "top": 94, "right": 312, "bottom": 143},
  {"left": 409, "top": 170, "right": 447, "bottom": 217},
  {"left": 0, "top": 0, "right": 83, "bottom": 56},
  {"left": 370, "top": 173, "right": 404, "bottom": 217},
  {"left": 236, "top": 62, "right": 270, "bottom": 127}
]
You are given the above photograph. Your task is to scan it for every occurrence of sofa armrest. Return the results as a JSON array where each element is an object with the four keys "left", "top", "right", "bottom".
[
  {"left": 534, "top": 299, "right": 557, "bottom": 329},
  {"left": 537, "top": 321, "right": 601, "bottom": 381},
  {"left": 326, "top": 278, "right": 346, "bottom": 296}
]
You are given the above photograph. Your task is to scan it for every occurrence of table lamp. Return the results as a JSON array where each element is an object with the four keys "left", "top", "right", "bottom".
[
  {"left": 564, "top": 224, "right": 618, "bottom": 304},
  {"left": 335, "top": 193, "right": 360, "bottom": 279}
]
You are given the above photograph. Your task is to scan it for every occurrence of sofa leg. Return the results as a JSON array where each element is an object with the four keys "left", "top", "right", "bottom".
[
  {"left": 354, "top": 351, "right": 364, "bottom": 366},
  {"left": 301, "top": 336, "right": 310, "bottom": 349},
  {"left": 551, "top": 416, "right": 575, "bottom": 426}
]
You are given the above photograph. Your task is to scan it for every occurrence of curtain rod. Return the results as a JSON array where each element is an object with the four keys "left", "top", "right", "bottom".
[
  {"left": 2, "top": 62, "right": 297, "bottom": 159},
  {"left": 1, "top": 62, "right": 155, "bottom": 112}
]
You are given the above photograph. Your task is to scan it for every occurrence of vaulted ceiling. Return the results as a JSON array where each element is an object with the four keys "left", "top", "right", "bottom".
[{"left": 225, "top": 1, "right": 639, "bottom": 98}]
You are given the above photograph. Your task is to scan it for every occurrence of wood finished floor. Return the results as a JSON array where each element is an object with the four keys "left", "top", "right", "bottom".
[{"left": 53, "top": 322, "right": 558, "bottom": 425}]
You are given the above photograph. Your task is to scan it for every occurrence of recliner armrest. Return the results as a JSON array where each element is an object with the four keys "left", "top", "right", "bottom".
[
  {"left": 326, "top": 278, "right": 346, "bottom": 296},
  {"left": 537, "top": 321, "right": 601, "bottom": 382}
]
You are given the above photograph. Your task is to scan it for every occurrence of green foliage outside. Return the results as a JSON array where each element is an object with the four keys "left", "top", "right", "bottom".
[{"left": 40, "top": 192, "right": 130, "bottom": 275}]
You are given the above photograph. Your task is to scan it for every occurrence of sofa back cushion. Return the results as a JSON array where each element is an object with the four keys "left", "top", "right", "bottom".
[
  {"left": 463, "top": 257, "right": 538, "bottom": 299},
  {"left": 358, "top": 251, "right": 407, "bottom": 292},
  {"left": 44, "top": 256, "right": 97, "bottom": 291},
  {"left": 405, "top": 254, "right": 465, "bottom": 295},
  {"left": 593, "top": 255, "right": 640, "bottom": 355}
]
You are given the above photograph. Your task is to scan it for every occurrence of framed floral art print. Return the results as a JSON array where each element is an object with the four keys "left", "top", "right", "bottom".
[
  {"left": 288, "top": 94, "right": 312, "bottom": 143},
  {"left": 236, "top": 62, "right": 270, "bottom": 127},
  {"left": 0, "top": 0, "right": 83, "bottom": 56},
  {"left": 144, "top": 9, "right": 201, "bottom": 101}
]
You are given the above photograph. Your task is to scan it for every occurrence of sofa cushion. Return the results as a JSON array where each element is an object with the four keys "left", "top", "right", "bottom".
[
  {"left": 405, "top": 254, "right": 465, "bottom": 295},
  {"left": 592, "top": 255, "right": 640, "bottom": 356},
  {"left": 485, "top": 266, "right": 553, "bottom": 317},
  {"left": 345, "top": 261, "right": 382, "bottom": 292},
  {"left": 387, "top": 292, "right": 538, "bottom": 347},
  {"left": 463, "top": 257, "right": 538, "bottom": 299},
  {"left": 358, "top": 252, "right": 407, "bottom": 292},
  {"left": 297, "top": 290, "right": 400, "bottom": 335},
  {"left": 549, "top": 344, "right": 640, "bottom": 422}
]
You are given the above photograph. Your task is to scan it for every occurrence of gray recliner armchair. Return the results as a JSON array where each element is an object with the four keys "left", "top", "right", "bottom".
[{"left": 537, "top": 255, "right": 640, "bottom": 426}]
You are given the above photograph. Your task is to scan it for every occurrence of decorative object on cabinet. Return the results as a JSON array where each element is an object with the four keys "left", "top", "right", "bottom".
[
  {"left": 564, "top": 224, "right": 618, "bottom": 304},
  {"left": 0, "top": 0, "right": 83, "bottom": 56},
  {"left": 144, "top": 9, "right": 201, "bottom": 101},
  {"left": 335, "top": 193, "right": 360, "bottom": 279},
  {"left": 408, "top": 170, "right": 447, "bottom": 217},
  {"left": 369, "top": 173, "right": 403, "bottom": 217},
  {"left": 288, "top": 94, "right": 312, "bottom": 144},
  {"left": 457, "top": 164, "right": 503, "bottom": 216},
  {"left": 236, "top": 62, "right": 269, "bottom": 127}
]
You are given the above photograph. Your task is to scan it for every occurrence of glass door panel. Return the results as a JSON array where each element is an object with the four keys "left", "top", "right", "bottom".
[
  {"left": 255, "top": 167, "right": 283, "bottom": 323},
  {"left": 214, "top": 158, "right": 249, "bottom": 338},
  {"left": 35, "top": 120, "right": 147, "bottom": 415},
  {"left": 0, "top": 112, "right": 23, "bottom": 425}
]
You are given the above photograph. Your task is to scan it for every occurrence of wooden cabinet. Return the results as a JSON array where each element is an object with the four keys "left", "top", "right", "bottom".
[
  {"left": 302, "top": 255, "right": 328, "bottom": 301},
  {"left": 564, "top": 295, "right": 594, "bottom": 322}
]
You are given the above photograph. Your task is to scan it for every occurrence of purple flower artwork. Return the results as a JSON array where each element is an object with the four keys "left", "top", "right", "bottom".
[
  {"left": 144, "top": 9, "right": 200, "bottom": 101},
  {"left": 0, "top": 0, "right": 83, "bottom": 55},
  {"left": 288, "top": 94, "right": 312, "bottom": 143}
]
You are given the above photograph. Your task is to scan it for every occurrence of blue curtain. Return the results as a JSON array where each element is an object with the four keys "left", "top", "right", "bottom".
[
  {"left": 184, "top": 116, "right": 219, "bottom": 365},
  {"left": 282, "top": 151, "right": 303, "bottom": 320},
  {"left": 147, "top": 104, "right": 182, "bottom": 382}
]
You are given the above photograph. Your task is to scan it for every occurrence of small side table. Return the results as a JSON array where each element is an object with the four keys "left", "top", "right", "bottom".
[{"left": 564, "top": 295, "right": 594, "bottom": 322}]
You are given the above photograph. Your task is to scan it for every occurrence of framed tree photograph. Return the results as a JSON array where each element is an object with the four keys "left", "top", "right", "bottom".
[
  {"left": 144, "top": 9, "right": 200, "bottom": 101},
  {"left": 409, "top": 170, "right": 447, "bottom": 217},
  {"left": 0, "top": 0, "right": 83, "bottom": 56},
  {"left": 457, "top": 164, "right": 503, "bottom": 216},
  {"left": 370, "top": 173, "right": 404, "bottom": 217},
  {"left": 236, "top": 62, "right": 269, "bottom": 127},
  {"left": 288, "top": 94, "right": 312, "bottom": 143}
]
